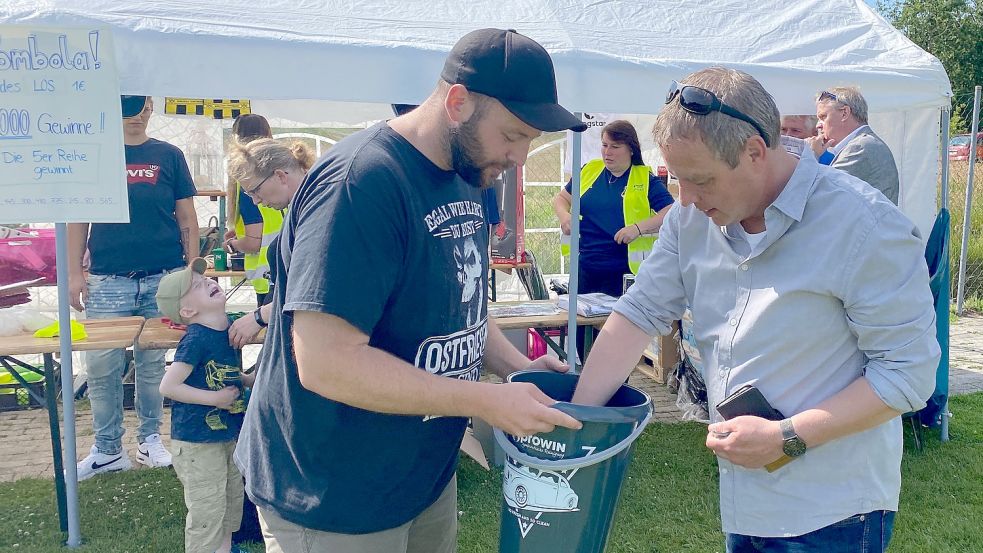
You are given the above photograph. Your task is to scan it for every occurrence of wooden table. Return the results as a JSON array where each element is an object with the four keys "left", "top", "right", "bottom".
[
  {"left": 0, "top": 316, "right": 145, "bottom": 532},
  {"left": 137, "top": 317, "right": 265, "bottom": 350},
  {"left": 490, "top": 300, "right": 607, "bottom": 362},
  {"left": 204, "top": 269, "right": 246, "bottom": 279}
]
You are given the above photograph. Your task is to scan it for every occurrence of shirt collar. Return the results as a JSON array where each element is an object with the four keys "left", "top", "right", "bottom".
[
  {"left": 719, "top": 153, "right": 819, "bottom": 251},
  {"left": 768, "top": 152, "right": 820, "bottom": 223},
  {"left": 829, "top": 125, "right": 869, "bottom": 156}
]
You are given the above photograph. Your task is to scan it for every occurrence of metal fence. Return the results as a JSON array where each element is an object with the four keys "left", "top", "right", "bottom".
[
  {"left": 950, "top": 160, "right": 983, "bottom": 303},
  {"left": 522, "top": 133, "right": 567, "bottom": 278}
]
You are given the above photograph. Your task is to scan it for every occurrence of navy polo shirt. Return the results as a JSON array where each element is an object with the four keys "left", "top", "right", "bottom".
[{"left": 565, "top": 167, "right": 673, "bottom": 271}]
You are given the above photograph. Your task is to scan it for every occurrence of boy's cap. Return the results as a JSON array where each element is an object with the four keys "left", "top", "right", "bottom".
[
  {"left": 441, "top": 28, "right": 587, "bottom": 133},
  {"left": 121, "top": 95, "right": 148, "bottom": 118},
  {"left": 155, "top": 258, "right": 208, "bottom": 324}
]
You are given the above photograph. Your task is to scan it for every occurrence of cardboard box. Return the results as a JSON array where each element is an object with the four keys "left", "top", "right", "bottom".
[{"left": 637, "top": 321, "right": 681, "bottom": 384}]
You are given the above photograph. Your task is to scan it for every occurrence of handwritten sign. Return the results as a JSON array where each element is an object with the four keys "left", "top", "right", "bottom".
[{"left": 0, "top": 26, "right": 128, "bottom": 223}]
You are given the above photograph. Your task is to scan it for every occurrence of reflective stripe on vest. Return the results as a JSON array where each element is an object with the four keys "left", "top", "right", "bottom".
[
  {"left": 560, "top": 159, "right": 656, "bottom": 274},
  {"left": 235, "top": 183, "right": 284, "bottom": 294}
]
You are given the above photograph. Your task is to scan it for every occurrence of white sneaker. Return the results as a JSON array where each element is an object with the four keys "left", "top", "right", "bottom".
[
  {"left": 76, "top": 445, "right": 132, "bottom": 481},
  {"left": 136, "top": 433, "right": 172, "bottom": 468}
]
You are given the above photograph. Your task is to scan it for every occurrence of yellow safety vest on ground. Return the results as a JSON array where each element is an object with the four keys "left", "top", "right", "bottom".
[
  {"left": 234, "top": 183, "right": 284, "bottom": 294},
  {"left": 561, "top": 159, "right": 656, "bottom": 274}
]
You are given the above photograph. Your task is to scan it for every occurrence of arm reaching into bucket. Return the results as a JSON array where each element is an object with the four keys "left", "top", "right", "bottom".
[
  {"left": 572, "top": 312, "right": 652, "bottom": 406},
  {"left": 293, "top": 311, "right": 582, "bottom": 436}
]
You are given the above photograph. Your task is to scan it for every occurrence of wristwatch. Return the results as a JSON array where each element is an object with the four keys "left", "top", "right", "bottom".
[
  {"left": 253, "top": 309, "right": 268, "bottom": 328},
  {"left": 780, "top": 418, "right": 807, "bottom": 457}
]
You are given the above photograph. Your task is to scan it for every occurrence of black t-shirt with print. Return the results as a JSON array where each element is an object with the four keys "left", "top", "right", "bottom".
[
  {"left": 88, "top": 139, "right": 196, "bottom": 275},
  {"left": 235, "top": 123, "right": 488, "bottom": 534},
  {"left": 170, "top": 321, "right": 245, "bottom": 443}
]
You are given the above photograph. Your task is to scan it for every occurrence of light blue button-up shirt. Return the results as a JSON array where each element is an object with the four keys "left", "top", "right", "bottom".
[{"left": 615, "top": 152, "right": 940, "bottom": 537}]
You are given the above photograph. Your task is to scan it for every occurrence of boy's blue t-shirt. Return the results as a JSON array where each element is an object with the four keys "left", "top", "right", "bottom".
[{"left": 170, "top": 321, "right": 244, "bottom": 443}]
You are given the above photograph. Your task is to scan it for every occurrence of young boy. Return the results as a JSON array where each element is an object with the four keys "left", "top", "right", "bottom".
[{"left": 156, "top": 258, "right": 254, "bottom": 553}]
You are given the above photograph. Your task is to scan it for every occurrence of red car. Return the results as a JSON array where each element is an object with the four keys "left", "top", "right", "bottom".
[{"left": 949, "top": 133, "right": 983, "bottom": 162}]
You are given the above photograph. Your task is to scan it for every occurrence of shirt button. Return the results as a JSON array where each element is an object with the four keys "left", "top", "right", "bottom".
[
  {"left": 729, "top": 318, "right": 737, "bottom": 326},
  {"left": 740, "top": 264, "right": 749, "bottom": 271},
  {"left": 720, "top": 468, "right": 729, "bottom": 474}
]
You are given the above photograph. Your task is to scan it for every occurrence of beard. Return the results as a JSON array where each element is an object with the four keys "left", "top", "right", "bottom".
[{"left": 449, "top": 119, "right": 509, "bottom": 189}]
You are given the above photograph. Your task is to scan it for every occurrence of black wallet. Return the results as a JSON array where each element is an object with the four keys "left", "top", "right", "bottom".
[{"left": 715, "top": 384, "right": 784, "bottom": 421}]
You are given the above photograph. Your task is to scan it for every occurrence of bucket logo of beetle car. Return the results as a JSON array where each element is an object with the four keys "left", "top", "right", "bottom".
[{"left": 503, "top": 447, "right": 593, "bottom": 539}]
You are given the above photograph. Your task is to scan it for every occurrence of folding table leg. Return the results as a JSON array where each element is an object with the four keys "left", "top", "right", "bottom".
[{"left": 43, "top": 354, "right": 69, "bottom": 533}]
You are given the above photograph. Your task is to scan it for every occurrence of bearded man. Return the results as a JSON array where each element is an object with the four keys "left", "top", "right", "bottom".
[{"left": 235, "top": 28, "right": 586, "bottom": 553}]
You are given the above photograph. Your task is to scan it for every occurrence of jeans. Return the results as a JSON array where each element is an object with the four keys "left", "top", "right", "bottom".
[
  {"left": 726, "top": 510, "right": 896, "bottom": 553},
  {"left": 84, "top": 270, "right": 175, "bottom": 455}
]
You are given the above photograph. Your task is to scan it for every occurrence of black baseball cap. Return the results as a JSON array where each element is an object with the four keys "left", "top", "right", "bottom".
[
  {"left": 121, "top": 95, "right": 148, "bottom": 118},
  {"left": 441, "top": 28, "right": 587, "bottom": 133}
]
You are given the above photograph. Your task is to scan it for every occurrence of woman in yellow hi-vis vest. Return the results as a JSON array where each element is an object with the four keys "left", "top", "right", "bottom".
[
  {"left": 224, "top": 115, "right": 282, "bottom": 306},
  {"left": 552, "top": 120, "right": 674, "bottom": 298}
]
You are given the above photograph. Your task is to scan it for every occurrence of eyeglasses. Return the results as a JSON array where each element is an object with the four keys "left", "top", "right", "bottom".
[
  {"left": 244, "top": 171, "right": 275, "bottom": 198},
  {"left": 665, "top": 81, "right": 772, "bottom": 147},
  {"left": 818, "top": 90, "right": 838, "bottom": 103}
]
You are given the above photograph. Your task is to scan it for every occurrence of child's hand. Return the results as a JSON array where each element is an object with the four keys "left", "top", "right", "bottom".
[{"left": 213, "top": 386, "right": 241, "bottom": 410}]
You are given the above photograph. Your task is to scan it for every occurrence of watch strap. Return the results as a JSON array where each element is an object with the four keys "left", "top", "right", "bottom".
[
  {"left": 780, "top": 418, "right": 796, "bottom": 440},
  {"left": 764, "top": 455, "right": 793, "bottom": 472},
  {"left": 253, "top": 309, "right": 268, "bottom": 328}
]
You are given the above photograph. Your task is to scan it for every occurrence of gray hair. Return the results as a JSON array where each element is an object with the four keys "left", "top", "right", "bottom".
[
  {"left": 817, "top": 86, "right": 868, "bottom": 125},
  {"left": 653, "top": 67, "right": 781, "bottom": 169},
  {"left": 781, "top": 114, "right": 819, "bottom": 134}
]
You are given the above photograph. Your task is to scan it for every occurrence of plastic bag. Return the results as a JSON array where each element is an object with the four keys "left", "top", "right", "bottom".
[
  {"left": 199, "top": 216, "right": 222, "bottom": 258},
  {"left": 673, "top": 358, "right": 709, "bottom": 423},
  {"left": 0, "top": 308, "right": 56, "bottom": 336}
]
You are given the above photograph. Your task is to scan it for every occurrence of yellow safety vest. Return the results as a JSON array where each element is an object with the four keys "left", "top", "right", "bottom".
[
  {"left": 561, "top": 159, "right": 657, "bottom": 274},
  {"left": 234, "top": 183, "right": 284, "bottom": 294}
]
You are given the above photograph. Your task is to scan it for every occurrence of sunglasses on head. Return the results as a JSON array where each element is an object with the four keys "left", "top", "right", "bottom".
[
  {"left": 818, "top": 90, "right": 838, "bottom": 103},
  {"left": 665, "top": 80, "right": 772, "bottom": 147}
]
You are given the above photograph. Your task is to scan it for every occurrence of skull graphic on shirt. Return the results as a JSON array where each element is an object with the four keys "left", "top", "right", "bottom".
[{"left": 455, "top": 237, "right": 483, "bottom": 326}]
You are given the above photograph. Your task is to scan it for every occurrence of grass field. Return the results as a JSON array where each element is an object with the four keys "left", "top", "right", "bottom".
[{"left": 2, "top": 393, "right": 980, "bottom": 552}]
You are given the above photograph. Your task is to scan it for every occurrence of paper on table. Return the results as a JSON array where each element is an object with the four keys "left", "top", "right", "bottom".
[{"left": 556, "top": 292, "right": 617, "bottom": 317}]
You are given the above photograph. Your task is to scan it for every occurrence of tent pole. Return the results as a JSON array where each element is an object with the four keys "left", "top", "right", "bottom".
[
  {"left": 55, "top": 223, "right": 82, "bottom": 547},
  {"left": 956, "top": 87, "right": 982, "bottom": 314},
  {"left": 940, "top": 107, "right": 950, "bottom": 211},
  {"left": 566, "top": 117, "right": 582, "bottom": 370},
  {"left": 940, "top": 105, "right": 951, "bottom": 442}
]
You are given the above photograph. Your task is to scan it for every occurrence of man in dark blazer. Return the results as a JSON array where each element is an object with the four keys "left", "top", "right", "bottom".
[{"left": 809, "top": 86, "right": 900, "bottom": 205}]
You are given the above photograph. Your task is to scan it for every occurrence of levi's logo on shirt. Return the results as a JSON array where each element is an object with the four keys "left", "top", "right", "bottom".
[{"left": 126, "top": 164, "right": 160, "bottom": 185}]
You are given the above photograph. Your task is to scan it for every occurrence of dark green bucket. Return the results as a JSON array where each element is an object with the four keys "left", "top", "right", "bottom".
[{"left": 495, "top": 370, "right": 652, "bottom": 553}]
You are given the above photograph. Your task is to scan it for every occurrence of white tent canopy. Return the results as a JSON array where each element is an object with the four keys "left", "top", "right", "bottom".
[{"left": 3, "top": 0, "right": 952, "bottom": 232}]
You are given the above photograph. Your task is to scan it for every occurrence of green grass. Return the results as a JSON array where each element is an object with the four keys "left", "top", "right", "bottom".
[{"left": 2, "top": 393, "right": 981, "bottom": 552}]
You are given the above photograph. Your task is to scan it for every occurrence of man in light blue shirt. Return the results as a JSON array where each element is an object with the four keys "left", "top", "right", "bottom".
[{"left": 573, "top": 67, "right": 939, "bottom": 552}]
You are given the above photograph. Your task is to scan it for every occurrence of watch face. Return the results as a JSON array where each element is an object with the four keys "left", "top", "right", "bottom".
[{"left": 783, "top": 437, "right": 807, "bottom": 457}]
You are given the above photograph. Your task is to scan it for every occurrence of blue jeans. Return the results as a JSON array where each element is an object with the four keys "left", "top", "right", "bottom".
[
  {"left": 726, "top": 511, "right": 896, "bottom": 553},
  {"left": 84, "top": 270, "right": 176, "bottom": 455}
]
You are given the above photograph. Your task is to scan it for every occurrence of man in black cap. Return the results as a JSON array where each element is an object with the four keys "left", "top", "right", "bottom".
[
  {"left": 236, "top": 29, "right": 585, "bottom": 552},
  {"left": 68, "top": 95, "right": 199, "bottom": 480}
]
